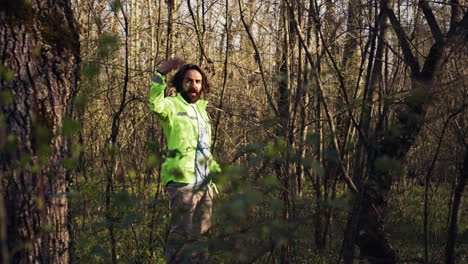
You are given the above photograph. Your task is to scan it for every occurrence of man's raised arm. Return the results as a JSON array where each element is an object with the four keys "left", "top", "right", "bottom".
[{"left": 149, "top": 58, "right": 185, "bottom": 118}]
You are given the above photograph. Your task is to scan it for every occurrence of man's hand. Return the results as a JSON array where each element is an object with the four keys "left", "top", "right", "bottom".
[{"left": 157, "top": 58, "right": 185, "bottom": 75}]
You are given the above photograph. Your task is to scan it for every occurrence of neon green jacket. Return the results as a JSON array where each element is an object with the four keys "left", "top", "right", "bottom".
[{"left": 149, "top": 71, "right": 221, "bottom": 185}]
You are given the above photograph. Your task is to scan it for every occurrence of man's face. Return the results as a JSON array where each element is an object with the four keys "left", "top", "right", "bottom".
[{"left": 181, "top": 69, "right": 203, "bottom": 103}]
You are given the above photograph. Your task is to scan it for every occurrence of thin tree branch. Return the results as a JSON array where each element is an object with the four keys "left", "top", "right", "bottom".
[
  {"left": 423, "top": 106, "right": 465, "bottom": 263},
  {"left": 445, "top": 143, "right": 467, "bottom": 264},
  {"left": 187, "top": 0, "right": 213, "bottom": 63},
  {"left": 315, "top": 16, "right": 364, "bottom": 144},
  {"left": 237, "top": 0, "right": 278, "bottom": 115},
  {"left": 447, "top": 12, "right": 468, "bottom": 40},
  {"left": 385, "top": 6, "right": 421, "bottom": 75},
  {"left": 419, "top": 0, "right": 444, "bottom": 42},
  {"left": 421, "top": 12, "right": 468, "bottom": 79},
  {"left": 213, "top": 0, "right": 230, "bottom": 150},
  {"left": 450, "top": 0, "right": 464, "bottom": 30},
  {"left": 285, "top": 0, "right": 358, "bottom": 194}
]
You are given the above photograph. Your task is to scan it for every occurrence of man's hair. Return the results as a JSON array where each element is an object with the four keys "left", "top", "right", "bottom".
[{"left": 170, "top": 64, "right": 211, "bottom": 94}]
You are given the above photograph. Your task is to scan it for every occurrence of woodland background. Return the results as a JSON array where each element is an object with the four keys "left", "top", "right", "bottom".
[{"left": 0, "top": 0, "right": 467, "bottom": 263}]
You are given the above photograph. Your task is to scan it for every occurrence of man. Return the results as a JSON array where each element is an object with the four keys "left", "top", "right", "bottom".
[{"left": 149, "top": 58, "right": 221, "bottom": 263}]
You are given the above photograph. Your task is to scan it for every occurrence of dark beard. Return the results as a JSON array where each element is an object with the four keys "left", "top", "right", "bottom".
[{"left": 181, "top": 89, "right": 201, "bottom": 103}]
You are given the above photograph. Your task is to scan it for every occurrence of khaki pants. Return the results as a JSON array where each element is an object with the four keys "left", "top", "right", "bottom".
[{"left": 164, "top": 185, "right": 213, "bottom": 264}]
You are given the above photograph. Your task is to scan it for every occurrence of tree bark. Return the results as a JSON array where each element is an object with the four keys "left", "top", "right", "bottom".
[{"left": 0, "top": 0, "right": 80, "bottom": 263}]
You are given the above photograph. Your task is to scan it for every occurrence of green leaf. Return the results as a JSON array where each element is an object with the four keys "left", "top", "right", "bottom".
[
  {"left": 113, "top": 191, "right": 134, "bottom": 208},
  {"left": 259, "top": 175, "right": 280, "bottom": 189},
  {"left": 128, "top": 169, "right": 136, "bottom": 180},
  {"left": 404, "top": 89, "right": 431, "bottom": 108},
  {"left": 382, "top": 95, "right": 395, "bottom": 106},
  {"left": 98, "top": 33, "right": 120, "bottom": 58},
  {"left": 273, "top": 73, "right": 288, "bottom": 83},
  {"left": 374, "top": 155, "right": 399, "bottom": 173},
  {"left": 301, "top": 156, "right": 314, "bottom": 169},
  {"left": 324, "top": 149, "right": 340, "bottom": 164},
  {"left": 91, "top": 246, "right": 110, "bottom": 260},
  {"left": 37, "top": 143, "right": 52, "bottom": 157},
  {"left": 146, "top": 141, "right": 161, "bottom": 152},
  {"left": 240, "top": 142, "right": 261, "bottom": 154},
  {"left": 322, "top": 198, "right": 351, "bottom": 211},
  {"left": 107, "top": 144, "right": 117, "bottom": 156},
  {"left": 311, "top": 159, "right": 325, "bottom": 178},
  {"left": 260, "top": 117, "right": 281, "bottom": 128},
  {"left": 62, "top": 118, "right": 81, "bottom": 136},
  {"left": 32, "top": 45, "right": 41, "bottom": 57},
  {"left": 64, "top": 158, "right": 78, "bottom": 170},
  {"left": 15, "top": 154, "right": 31, "bottom": 168},
  {"left": 34, "top": 124, "right": 50, "bottom": 142},
  {"left": 41, "top": 223, "right": 53, "bottom": 233},
  {"left": 265, "top": 138, "right": 285, "bottom": 159},
  {"left": 109, "top": 0, "right": 122, "bottom": 12},
  {"left": 0, "top": 65, "right": 15, "bottom": 82},
  {"left": 81, "top": 61, "right": 100, "bottom": 79},
  {"left": 30, "top": 164, "right": 41, "bottom": 173},
  {"left": 2, "top": 134, "right": 17, "bottom": 153},
  {"left": 146, "top": 154, "right": 158, "bottom": 167},
  {"left": 72, "top": 95, "right": 87, "bottom": 109},
  {"left": 305, "top": 132, "right": 320, "bottom": 146},
  {"left": 0, "top": 91, "right": 14, "bottom": 104},
  {"left": 71, "top": 143, "right": 82, "bottom": 158}
]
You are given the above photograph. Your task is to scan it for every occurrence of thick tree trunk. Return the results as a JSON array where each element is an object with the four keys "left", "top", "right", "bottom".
[
  {"left": 352, "top": 0, "right": 397, "bottom": 262},
  {"left": 354, "top": 29, "right": 466, "bottom": 264},
  {"left": 345, "top": 2, "right": 468, "bottom": 264},
  {"left": 351, "top": 79, "right": 433, "bottom": 264},
  {"left": 0, "top": 0, "right": 80, "bottom": 263}
]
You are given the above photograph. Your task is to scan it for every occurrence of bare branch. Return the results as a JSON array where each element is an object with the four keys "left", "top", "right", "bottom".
[
  {"left": 237, "top": 0, "right": 278, "bottom": 115},
  {"left": 447, "top": 11, "right": 468, "bottom": 39},
  {"left": 186, "top": 0, "right": 213, "bottom": 63},
  {"left": 419, "top": 0, "right": 444, "bottom": 42},
  {"left": 450, "top": 0, "right": 464, "bottom": 30},
  {"left": 422, "top": 12, "right": 468, "bottom": 79},
  {"left": 385, "top": 5, "right": 421, "bottom": 75},
  {"left": 285, "top": 0, "right": 359, "bottom": 194}
]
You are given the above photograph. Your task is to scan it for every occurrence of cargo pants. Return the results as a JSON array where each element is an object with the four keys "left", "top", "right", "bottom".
[{"left": 164, "top": 184, "right": 213, "bottom": 263}]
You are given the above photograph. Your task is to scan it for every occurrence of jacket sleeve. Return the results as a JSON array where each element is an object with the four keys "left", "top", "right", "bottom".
[{"left": 149, "top": 71, "right": 173, "bottom": 119}]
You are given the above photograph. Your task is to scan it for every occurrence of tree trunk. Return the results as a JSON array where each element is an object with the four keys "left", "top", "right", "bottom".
[
  {"left": 445, "top": 145, "right": 467, "bottom": 264},
  {"left": 349, "top": 3, "right": 468, "bottom": 263},
  {"left": 350, "top": 1, "right": 397, "bottom": 262},
  {"left": 165, "top": 0, "right": 176, "bottom": 60},
  {"left": 0, "top": 0, "right": 80, "bottom": 263},
  {"left": 278, "top": 3, "right": 291, "bottom": 262}
]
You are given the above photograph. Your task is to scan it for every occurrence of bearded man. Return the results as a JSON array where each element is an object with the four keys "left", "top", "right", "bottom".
[{"left": 149, "top": 58, "right": 221, "bottom": 263}]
